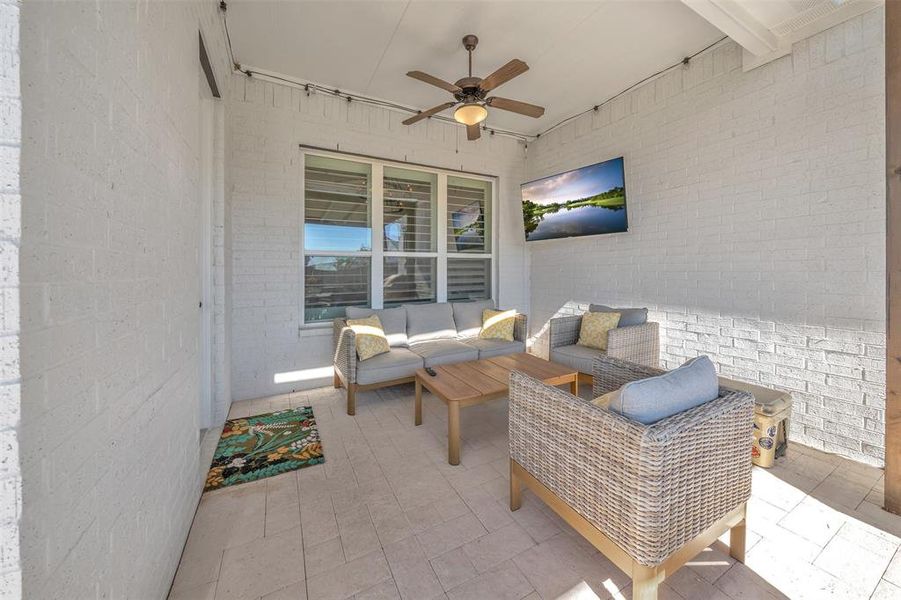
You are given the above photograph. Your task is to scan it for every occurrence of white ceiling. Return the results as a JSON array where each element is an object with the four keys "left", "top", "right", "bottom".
[{"left": 227, "top": 0, "right": 725, "bottom": 135}]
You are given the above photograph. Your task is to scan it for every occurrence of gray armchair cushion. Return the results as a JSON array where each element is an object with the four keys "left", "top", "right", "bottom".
[
  {"left": 346, "top": 306, "right": 408, "bottom": 347},
  {"left": 462, "top": 338, "right": 525, "bottom": 359},
  {"left": 610, "top": 355, "right": 719, "bottom": 424},
  {"left": 405, "top": 302, "right": 458, "bottom": 344},
  {"left": 452, "top": 299, "right": 496, "bottom": 338},
  {"left": 589, "top": 304, "right": 648, "bottom": 328},
  {"left": 550, "top": 344, "right": 603, "bottom": 374},
  {"left": 409, "top": 339, "right": 478, "bottom": 368},
  {"left": 355, "top": 348, "right": 423, "bottom": 385}
]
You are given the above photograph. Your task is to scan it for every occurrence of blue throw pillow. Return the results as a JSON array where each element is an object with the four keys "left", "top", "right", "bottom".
[{"left": 608, "top": 356, "right": 719, "bottom": 424}]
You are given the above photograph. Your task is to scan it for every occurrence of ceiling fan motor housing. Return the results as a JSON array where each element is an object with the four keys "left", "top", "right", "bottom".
[{"left": 453, "top": 77, "right": 485, "bottom": 103}]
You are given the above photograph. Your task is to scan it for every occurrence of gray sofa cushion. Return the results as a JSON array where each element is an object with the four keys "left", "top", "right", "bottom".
[
  {"left": 589, "top": 304, "right": 648, "bottom": 328},
  {"left": 346, "top": 306, "right": 408, "bottom": 347},
  {"left": 409, "top": 340, "right": 479, "bottom": 368},
  {"left": 610, "top": 355, "right": 719, "bottom": 424},
  {"left": 462, "top": 338, "right": 525, "bottom": 359},
  {"left": 405, "top": 302, "right": 457, "bottom": 344},
  {"left": 550, "top": 344, "right": 603, "bottom": 374},
  {"left": 355, "top": 347, "right": 423, "bottom": 385},
  {"left": 452, "top": 299, "right": 496, "bottom": 338}
]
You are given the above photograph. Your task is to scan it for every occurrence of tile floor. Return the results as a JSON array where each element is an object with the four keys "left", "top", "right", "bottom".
[{"left": 169, "top": 383, "right": 901, "bottom": 600}]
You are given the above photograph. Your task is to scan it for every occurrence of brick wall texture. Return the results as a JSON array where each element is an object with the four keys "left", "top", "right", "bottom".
[
  {"left": 525, "top": 9, "right": 887, "bottom": 466},
  {"left": 19, "top": 1, "right": 228, "bottom": 598},
  {"left": 0, "top": 0, "right": 19, "bottom": 597},
  {"left": 225, "top": 77, "right": 528, "bottom": 402}
]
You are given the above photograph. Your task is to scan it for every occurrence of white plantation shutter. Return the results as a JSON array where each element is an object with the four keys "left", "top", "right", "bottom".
[
  {"left": 383, "top": 256, "right": 437, "bottom": 306},
  {"left": 302, "top": 152, "right": 494, "bottom": 323},
  {"left": 383, "top": 168, "right": 436, "bottom": 252},
  {"left": 303, "top": 156, "right": 373, "bottom": 322},
  {"left": 304, "top": 256, "right": 371, "bottom": 322},
  {"left": 447, "top": 258, "right": 491, "bottom": 301},
  {"left": 447, "top": 176, "right": 491, "bottom": 254}
]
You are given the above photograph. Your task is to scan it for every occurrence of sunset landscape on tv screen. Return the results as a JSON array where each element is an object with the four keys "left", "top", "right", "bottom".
[{"left": 521, "top": 157, "right": 627, "bottom": 242}]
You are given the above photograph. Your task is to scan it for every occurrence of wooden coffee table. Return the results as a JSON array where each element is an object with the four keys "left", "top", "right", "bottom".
[{"left": 414, "top": 352, "right": 578, "bottom": 465}]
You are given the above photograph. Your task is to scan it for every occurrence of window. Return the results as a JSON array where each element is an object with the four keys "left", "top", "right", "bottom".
[
  {"left": 303, "top": 156, "right": 372, "bottom": 322},
  {"left": 302, "top": 152, "right": 495, "bottom": 323}
]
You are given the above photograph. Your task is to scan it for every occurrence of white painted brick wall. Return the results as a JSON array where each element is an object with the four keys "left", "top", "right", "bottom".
[
  {"left": 19, "top": 1, "right": 229, "bottom": 598},
  {"left": 525, "top": 9, "right": 887, "bottom": 466},
  {"left": 0, "top": 1, "right": 19, "bottom": 597},
  {"left": 225, "top": 76, "right": 528, "bottom": 401}
]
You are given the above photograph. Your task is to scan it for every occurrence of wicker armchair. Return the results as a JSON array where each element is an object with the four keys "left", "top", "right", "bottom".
[
  {"left": 508, "top": 355, "right": 753, "bottom": 600},
  {"left": 548, "top": 315, "right": 659, "bottom": 386}
]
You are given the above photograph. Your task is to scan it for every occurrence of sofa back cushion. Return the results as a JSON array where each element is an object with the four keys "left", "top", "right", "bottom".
[
  {"left": 609, "top": 355, "right": 719, "bottom": 424},
  {"left": 589, "top": 304, "right": 648, "bottom": 328},
  {"left": 405, "top": 303, "right": 457, "bottom": 344},
  {"left": 452, "top": 299, "right": 496, "bottom": 338},
  {"left": 345, "top": 306, "right": 408, "bottom": 347}
]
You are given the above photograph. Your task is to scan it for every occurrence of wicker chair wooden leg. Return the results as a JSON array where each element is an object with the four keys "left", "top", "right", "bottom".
[
  {"left": 631, "top": 564, "right": 661, "bottom": 600},
  {"left": 729, "top": 506, "right": 747, "bottom": 563},
  {"left": 347, "top": 384, "right": 356, "bottom": 416},
  {"left": 333, "top": 371, "right": 341, "bottom": 389},
  {"left": 510, "top": 460, "right": 522, "bottom": 511}
]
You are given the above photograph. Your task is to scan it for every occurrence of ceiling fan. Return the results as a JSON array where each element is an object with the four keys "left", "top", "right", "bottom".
[{"left": 402, "top": 34, "right": 545, "bottom": 140}]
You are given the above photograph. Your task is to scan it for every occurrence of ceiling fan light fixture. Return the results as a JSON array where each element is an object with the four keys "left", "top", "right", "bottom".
[{"left": 454, "top": 103, "right": 488, "bottom": 126}]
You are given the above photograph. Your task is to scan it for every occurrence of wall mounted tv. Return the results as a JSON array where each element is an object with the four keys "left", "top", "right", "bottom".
[{"left": 521, "top": 157, "right": 627, "bottom": 242}]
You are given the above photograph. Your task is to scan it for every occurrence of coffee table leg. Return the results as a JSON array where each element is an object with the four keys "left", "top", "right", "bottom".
[
  {"left": 448, "top": 400, "right": 461, "bottom": 465},
  {"left": 570, "top": 377, "right": 578, "bottom": 396},
  {"left": 414, "top": 378, "right": 423, "bottom": 426}
]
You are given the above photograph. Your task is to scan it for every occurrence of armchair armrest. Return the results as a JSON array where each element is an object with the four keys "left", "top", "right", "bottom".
[
  {"left": 513, "top": 313, "right": 528, "bottom": 343},
  {"left": 606, "top": 322, "right": 659, "bottom": 368},
  {"left": 333, "top": 318, "right": 357, "bottom": 385},
  {"left": 592, "top": 354, "right": 665, "bottom": 398},
  {"left": 509, "top": 370, "right": 753, "bottom": 567},
  {"left": 548, "top": 315, "right": 581, "bottom": 350}
]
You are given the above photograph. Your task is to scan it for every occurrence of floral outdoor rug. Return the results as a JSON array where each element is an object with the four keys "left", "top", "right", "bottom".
[{"left": 204, "top": 407, "right": 324, "bottom": 492}]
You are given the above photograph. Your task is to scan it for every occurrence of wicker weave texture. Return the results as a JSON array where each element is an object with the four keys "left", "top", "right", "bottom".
[
  {"left": 607, "top": 322, "right": 659, "bottom": 367},
  {"left": 548, "top": 315, "right": 582, "bottom": 350},
  {"left": 513, "top": 313, "right": 529, "bottom": 343},
  {"left": 509, "top": 366, "right": 753, "bottom": 567},
  {"left": 548, "top": 316, "right": 660, "bottom": 368},
  {"left": 592, "top": 355, "right": 666, "bottom": 398},
  {"left": 333, "top": 318, "right": 357, "bottom": 384}
]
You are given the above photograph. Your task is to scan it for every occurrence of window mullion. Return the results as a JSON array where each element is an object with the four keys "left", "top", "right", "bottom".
[
  {"left": 372, "top": 163, "right": 384, "bottom": 309},
  {"left": 437, "top": 172, "right": 448, "bottom": 303}
]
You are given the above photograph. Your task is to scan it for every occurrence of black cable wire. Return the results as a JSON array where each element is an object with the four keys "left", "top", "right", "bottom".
[
  {"left": 534, "top": 35, "right": 728, "bottom": 139},
  {"left": 217, "top": 0, "right": 531, "bottom": 142},
  {"left": 219, "top": 1, "right": 727, "bottom": 145}
]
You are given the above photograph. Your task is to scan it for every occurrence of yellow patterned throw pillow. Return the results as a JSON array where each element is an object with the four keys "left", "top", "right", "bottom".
[
  {"left": 479, "top": 309, "right": 516, "bottom": 341},
  {"left": 577, "top": 311, "right": 621, "bottom": 351},
  {"left": 346, "top": 315, "right": 390, "bottom": 361}
]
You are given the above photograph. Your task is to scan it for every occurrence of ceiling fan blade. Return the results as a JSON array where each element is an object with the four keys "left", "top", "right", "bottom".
[
  {"left": 406, "top": 71, "right": 462, "bottom": 94},
  {"left": 466, "top": 124, "right": 481, "bottom": 141},
  {"left": 402, "top": 101, "right": 457, "bottom": 126},
  {"left": 479, "top": 59, "right": 529, "bottom": 92},
  {"left": 486, "top": 96, "right": 545, "bottom": 118}
]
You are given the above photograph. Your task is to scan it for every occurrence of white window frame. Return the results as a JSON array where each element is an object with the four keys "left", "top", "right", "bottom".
[{"left": 300, "top": 148, "right": 498, "bottom": 327}]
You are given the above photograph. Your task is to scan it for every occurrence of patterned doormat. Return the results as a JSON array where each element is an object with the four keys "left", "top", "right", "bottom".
[{"left": 204, "top": 406, "right": 324, "bottom": 492}]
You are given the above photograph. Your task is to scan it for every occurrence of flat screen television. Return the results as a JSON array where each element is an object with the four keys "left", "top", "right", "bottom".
[{"left": 521, "top": 156, "right": 627, "bottom": 242}]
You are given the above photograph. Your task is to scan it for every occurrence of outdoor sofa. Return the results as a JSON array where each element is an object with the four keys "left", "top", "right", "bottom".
[{"left": 333, "top": 300, "right": 527, "bottom": 415}]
